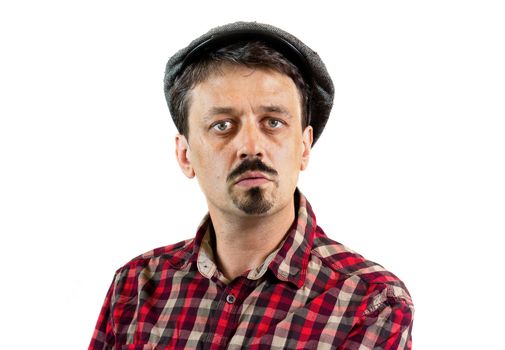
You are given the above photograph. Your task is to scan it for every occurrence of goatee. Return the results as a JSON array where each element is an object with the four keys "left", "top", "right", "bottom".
[{"left": 232, "top": 187, "right": 273, "bottom": 215}]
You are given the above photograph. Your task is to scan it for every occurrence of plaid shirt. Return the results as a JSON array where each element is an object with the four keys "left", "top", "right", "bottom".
[{"left": 89, "top": 191, "right": 414, "bottom": 349}]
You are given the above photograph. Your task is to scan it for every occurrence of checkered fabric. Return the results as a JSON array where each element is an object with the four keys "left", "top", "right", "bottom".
[{"left": 89, "top": 191, "right": 414, "bottom": 349}]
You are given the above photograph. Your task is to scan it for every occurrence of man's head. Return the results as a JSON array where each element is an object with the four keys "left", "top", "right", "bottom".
[{"left": 164, "top": 22, "right": 334, "bottom": 217}]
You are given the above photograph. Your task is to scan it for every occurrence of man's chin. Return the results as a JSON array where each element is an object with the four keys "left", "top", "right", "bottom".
[{"left": 232, "top": 187, "right": 274, "bottom": 215}]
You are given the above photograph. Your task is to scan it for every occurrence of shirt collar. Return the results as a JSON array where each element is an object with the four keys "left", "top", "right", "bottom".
[{"left": 190, "top": 189, "right": 316, "bottom": 288}]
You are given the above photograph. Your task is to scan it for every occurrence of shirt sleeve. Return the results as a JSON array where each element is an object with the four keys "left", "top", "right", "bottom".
[
  {"left": 88, "top": 277, "right": 116, "bottom": 350},
  {"left": 339, "top": 285, "right": 414, "bottom": 350}
]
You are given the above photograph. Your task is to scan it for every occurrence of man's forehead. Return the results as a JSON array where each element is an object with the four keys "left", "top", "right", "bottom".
[{"left": 187, "top": 66, "right": 301, "bottom": 119}]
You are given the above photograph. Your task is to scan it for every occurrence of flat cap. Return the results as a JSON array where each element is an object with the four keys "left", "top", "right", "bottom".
[{"left": 164, "top": 21, "right": 334, "bottom": 145}]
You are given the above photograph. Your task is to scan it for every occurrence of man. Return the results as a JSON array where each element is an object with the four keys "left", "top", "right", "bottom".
[{"left": 89, "top": 22, "right": 414, "bottom": 349}]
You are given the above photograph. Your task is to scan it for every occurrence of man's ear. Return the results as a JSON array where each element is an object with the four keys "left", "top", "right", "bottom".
[
  {"left": 300, "top": 125, "right": 313, "bottom": 171},
  {"left": 175, "top": 134, "right": 195, "bottom": 178}
]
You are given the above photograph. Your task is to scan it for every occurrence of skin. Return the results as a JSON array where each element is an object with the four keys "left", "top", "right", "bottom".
[{"left": 175, "top": 64, "right": 313, "bottom": 281}]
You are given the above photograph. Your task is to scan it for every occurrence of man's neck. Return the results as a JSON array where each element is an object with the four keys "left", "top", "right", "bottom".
[{"left": 207, "top": 199, "right": 296, "bottom": 282}]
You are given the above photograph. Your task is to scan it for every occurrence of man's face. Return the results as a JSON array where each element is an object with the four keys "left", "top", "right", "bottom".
[{"left": 176, "top": 64, "right": 312, "bottom": 217}]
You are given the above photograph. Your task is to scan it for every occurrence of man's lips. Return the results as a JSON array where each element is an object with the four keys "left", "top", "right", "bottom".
[{"left": 234, "top": 172, "right": 272, "bottom": 187}]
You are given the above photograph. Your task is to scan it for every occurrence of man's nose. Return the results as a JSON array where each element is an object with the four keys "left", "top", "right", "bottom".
[{"left": 236, "top": 120, "right": 264, "bottom": 160}]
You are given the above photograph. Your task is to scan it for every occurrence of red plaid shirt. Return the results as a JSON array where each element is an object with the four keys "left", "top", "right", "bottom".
[{"left": 89, "top": 191, "right": 414, "bottom": 349}]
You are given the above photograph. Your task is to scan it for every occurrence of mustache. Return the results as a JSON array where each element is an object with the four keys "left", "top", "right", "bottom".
[{"left": 227, "top": 158, "right": 278, "bottom": 183}]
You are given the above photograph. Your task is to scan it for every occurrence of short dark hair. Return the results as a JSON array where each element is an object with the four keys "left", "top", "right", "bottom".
[{"left": 167, "top": 41, "right": 309, "bottom": 137}]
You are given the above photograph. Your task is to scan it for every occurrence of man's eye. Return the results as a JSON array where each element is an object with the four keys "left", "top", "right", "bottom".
[
  {"left": 265, "top": 118, "right": 283, "bottom": 129},
  {"left": 211, "top": 121, "right": 232, "bottom": 132}
]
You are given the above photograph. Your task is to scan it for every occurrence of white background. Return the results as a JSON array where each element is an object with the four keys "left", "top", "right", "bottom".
[{"left": 1, "top": 1, "right": 504, "bottom": 348}]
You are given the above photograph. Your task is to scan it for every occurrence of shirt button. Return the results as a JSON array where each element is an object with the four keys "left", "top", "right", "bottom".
[{"left": 226, "top": 294, "right": 236, "bottom": 304}]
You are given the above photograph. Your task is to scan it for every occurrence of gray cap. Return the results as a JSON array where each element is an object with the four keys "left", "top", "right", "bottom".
[{"left": 164, "top": 21, "right": 334, "bottom": 145}]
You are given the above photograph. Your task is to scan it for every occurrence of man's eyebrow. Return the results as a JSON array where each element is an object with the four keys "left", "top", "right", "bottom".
[
  {"left": 204, "top": 107, "right": 238, "bottom": 121},
  {"left": 203, "top": 105, "right": 293, "bottom": 120},
  {"left": 259, "top": 105, "right": 293, "bottom": 118}
]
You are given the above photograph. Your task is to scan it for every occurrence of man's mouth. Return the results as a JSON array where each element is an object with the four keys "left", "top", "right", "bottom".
[{"left": 234, "top": 172, "right": 271, "bottom": 187}]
